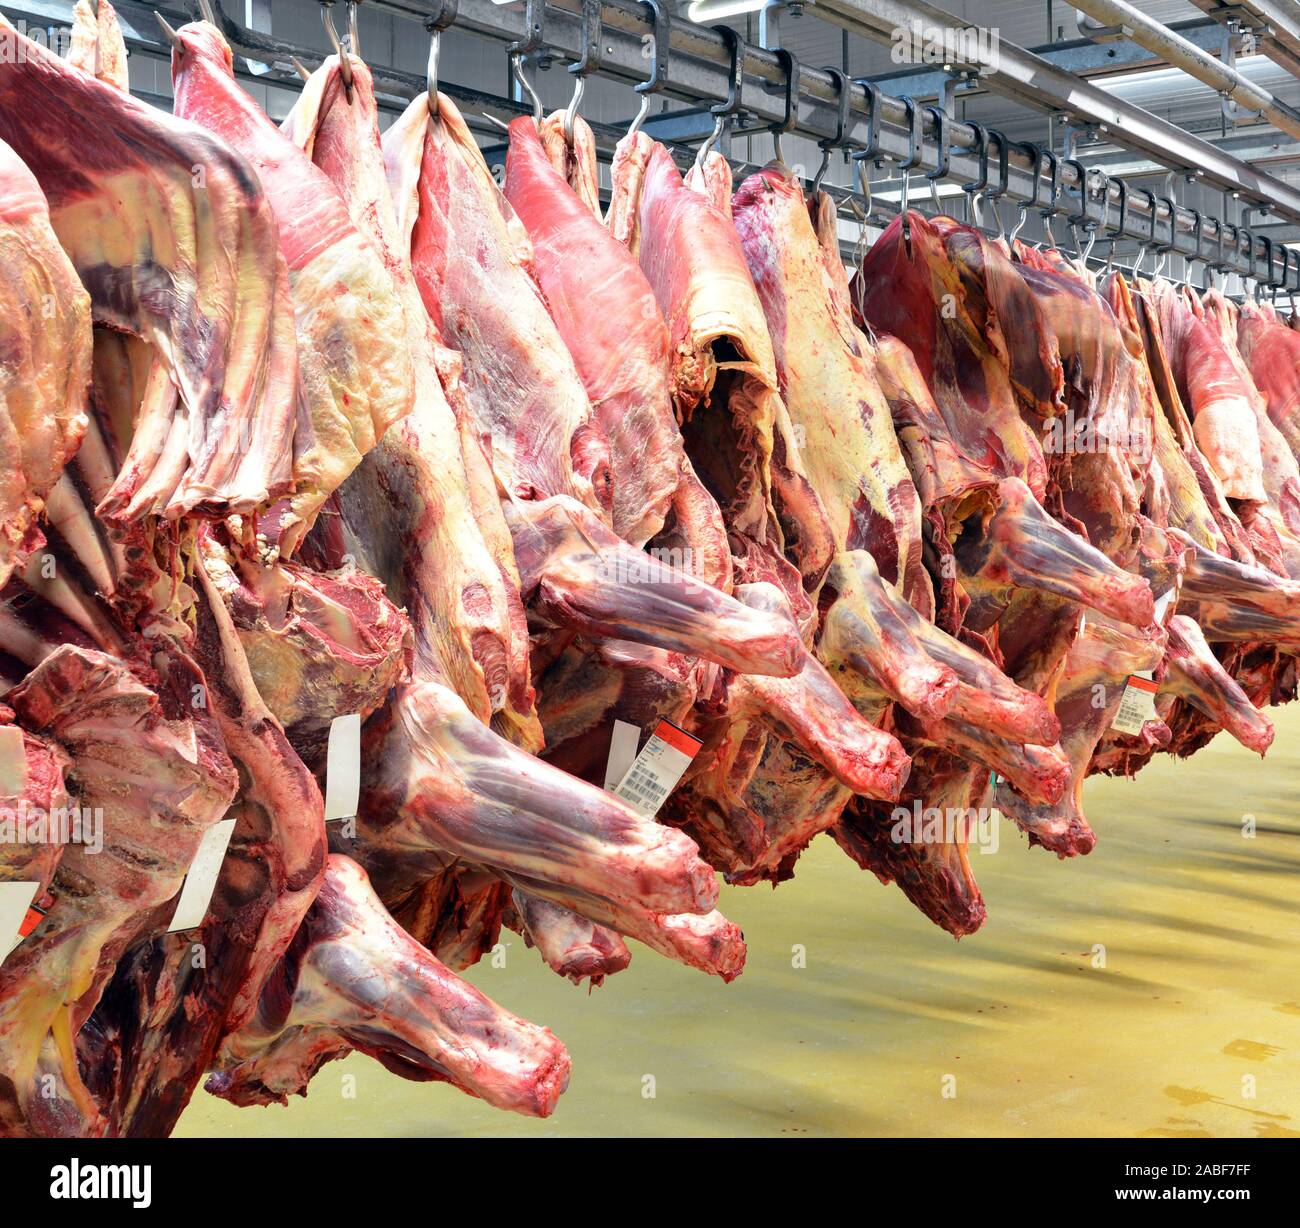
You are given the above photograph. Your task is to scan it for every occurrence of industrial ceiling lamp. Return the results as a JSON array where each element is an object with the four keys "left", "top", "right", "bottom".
[{"left": 686, "top": 0, "right": 778, "bottom": 24}]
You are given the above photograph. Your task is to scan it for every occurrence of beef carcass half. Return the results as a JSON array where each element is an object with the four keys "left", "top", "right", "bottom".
[
  {"left": 0, "top": 136, "right": 91, "bottom": 591},
  {"left": 0, "top": 15, "right": 298, "bottom": 524},
  {"left": 169, "top": 20, "right": 414, "bottom": 555},
  {"left": 281, "top": 54, "right": 535, "bottom": 739}
]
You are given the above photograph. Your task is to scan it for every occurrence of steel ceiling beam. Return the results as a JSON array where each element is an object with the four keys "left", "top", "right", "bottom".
[
  {"left": 864, "top": 18, "right": 1232, "bottom": 103},
  {"left": 810, "top": 0, "right": 1300, "bottom": 214},
  {"left": 1073, "top": 0, "right": 1300, "bottom": 142}
]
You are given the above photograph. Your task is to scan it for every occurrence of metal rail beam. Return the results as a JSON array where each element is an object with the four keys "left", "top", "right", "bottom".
[
  {"left": 1073, "top": 0, "right": 1300, "bottom": 142},
  {"left": 5, "top": 0, "right": 1297, "bottom": 288},
  {"left": 810, "top": 0, "right": 1300, "bottom": 216},
  {"left": 864, "top": 17, "right": 1232, "bottom": 103},
  {"left": 1187, "top": 0, "right": 1300, "bottom": 79}
]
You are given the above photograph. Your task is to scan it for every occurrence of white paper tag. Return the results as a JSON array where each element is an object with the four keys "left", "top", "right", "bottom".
[
  {"left": 323, "top": 713, "right": 361, "bottom": 822},
  {"left": 0, "top": 881, "right": 41, "bottom": 964},
  {"left": 167, "top": 818, "right": 237, "bottom": 933},
  {"left": 611, "top": 719, "right": 702, "bottom": 816},
  {"left": 1111, "top": 673, "right": 1159, "bottom": 735},
  {"left": 1153, "top": 587, "right": 1176, "bottom": 624},
  {"left": 0, "top": 725, "right": 27, "bottom": 796},
  {"left": 604, "top": 720, "right": 641, "bottom": 791}
]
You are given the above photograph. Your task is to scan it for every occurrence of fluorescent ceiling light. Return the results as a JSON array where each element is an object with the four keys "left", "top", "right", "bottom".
[
  {"left": 1093, "top": 54, "right": 1269, "bottom": 90},
  {"left": 687, "top": 0, "right": 773, "bottom": 22}
]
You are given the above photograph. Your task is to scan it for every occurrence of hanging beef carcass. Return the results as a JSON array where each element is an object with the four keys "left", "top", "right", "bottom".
[
  {"left": 0, "top": 15, "right": 299, "bottom": 525},
  {"left": 168, "top": 20, "right": 414, "bottom": 556},
  {"left": 1237, "top": 300, "right": 1300, "bottom": 462},
  {"left": 628, "top": 145, "right": 836, "bottom": 592},
  {"left": 281, "top": 63, "right": 748, "bottom": 987},
  {"left": 382, "top": 91, "right": 803, "bottom": 679},
  {"left": 502, "top": 123, "right": 908, "bottom": 890},
  {"left": 281, "top": 54, "right": 535, "bottom": 742},
  {"left": 1201, "top": 289, "right": 1300, "bottom": 572},
  {"left": 0, "top": 139, "right": 91, "bottom": 592}
]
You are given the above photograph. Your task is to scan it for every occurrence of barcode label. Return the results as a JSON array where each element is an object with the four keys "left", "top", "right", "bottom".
[
  {"left": 611, "top": 719, "right": 702, "bottom": 816},
  {"left": 1112, "top": 673, "right": 1159, "bottom": 735}
]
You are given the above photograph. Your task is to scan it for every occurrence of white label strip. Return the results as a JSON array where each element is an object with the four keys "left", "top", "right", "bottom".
[
  {"left": 604, "top": 720, "right": 641, "bottom": 791},
  {"left": 0, "top": 881, "right": 40, "bottom": 964},
  {"left": 323, "top": 713, "right": 361, "bottom": 822},
  {"left": 1111, "top": 674, "right": 1159, "bottom": 736},
  {"left": 1153, "top": 587, "right": 1176, "bottom": 623},
  {"left": 612, "top": 719, "right": 702, "bottom": 817},
  {"left": 167, "top": 818, "right": 237, "bottom": 933},
  {"left": 0, "top": 725, "right": 26, "bottom": 796}
]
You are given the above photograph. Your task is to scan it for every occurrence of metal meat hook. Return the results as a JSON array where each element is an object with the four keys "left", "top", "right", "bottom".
[
  {"left": 425, "top": 0, "right": 458, "bottom": 117},
  {"left": 896, "top": 94, "right": 923, "bottom": 247},
  {"left": 812, "top": 66, "right": 851, "bottom": 198},
  {"left": 511, "top": 53, "right": 544, "bottom": 124},
  {"left": 697, "top": 25, "right": 745, "bottom": 173},
  {"left": 320, "top": 2, "right": 353, "bottom": 98},
  {"left": 564, "top": 0, "right": 602, "bottom": 143},
  {"left": 1008, "top": 200, "right": 1029, "bottom": 245},
  {"left": 508, "top": 0, "right": 547, "bottom": 126},
  {"left": 628, "top": 0, "right": 669, "bottom": 139}
]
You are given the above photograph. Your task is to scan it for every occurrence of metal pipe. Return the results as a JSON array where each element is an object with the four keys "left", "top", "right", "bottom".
[{"left": 1073, "top": 0, "right": 1300, "bottom": 142}]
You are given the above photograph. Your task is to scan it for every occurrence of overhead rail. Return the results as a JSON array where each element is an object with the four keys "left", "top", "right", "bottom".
[
  {"left": 1074, "top": 0, "right": 1300, "bottom": 142},
  {"left": 6, "top": 0, "right": 1299, "bottom": 290},
  {"left": 1186, "top": 0, "right": 1300, "bottom": 80},
  {"left": 809, "top": 0, "right": 1300, "bottom": 216}
]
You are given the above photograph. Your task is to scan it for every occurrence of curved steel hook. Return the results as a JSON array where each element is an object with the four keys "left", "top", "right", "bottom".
[
  {"left": 959, "top": 121, "right": 988, "bottom": 228},
  {"left": 699, "top": 25, "right": 745, "bottom": 172},
  {"left": 979, "top": 130, "right": 1011, "bottom": 239},
  {"left": 320, "top": 2, "right": 353, "bottom": 97},
  {"left": 564, "top": 0, "right": 601, "bottom": 143},
  {"left": 425, "top": 0, "right": 459, "bottom": 115},
  {"left": 507, "top": 0, "right": 546, "bottom": 126},
  {"left": 923, "top": 104, "right": 949, "bottom": 217},
  {"left": 1037, "top": 146, "right": 1060, "bottom": 249},
  {"left": 766, "top": 47, "right": 799, "bottom": 167},
  {"left": 512, "top": 55, "right": 544, "bottom": 124},
  {"left": 1009, "top": 200, "right": 1029, "bottom": 245},
  {"left": 629, "top": 0, "right": 669, "bottom": 138},
  {"left": 896, "top": 95, "right": 923, "bottom": 244},
  {"left": 854, "top": 154, "right": 874, "bottom": 227},
  {"left": 813, "top": 66, "right": 851, "bottom": 196},
  {"left": 849, "top": 77, "right": 884, "bottom": 216}
]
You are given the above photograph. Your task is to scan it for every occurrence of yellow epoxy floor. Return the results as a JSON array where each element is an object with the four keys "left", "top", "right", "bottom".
[{"left": 177, "top": 707, "right": 1300, "bottom": 1138}]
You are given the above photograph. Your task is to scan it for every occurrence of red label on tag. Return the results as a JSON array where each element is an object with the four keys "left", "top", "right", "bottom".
[
  {"left": 18, "top": 904, "right": 45, "bottom": 938},
  {"left": 652, "top": 719, "right": 703, "bottom": 758},
  {"left": 1125, "top": 675, "right": 1159, "bottom": 694}
]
